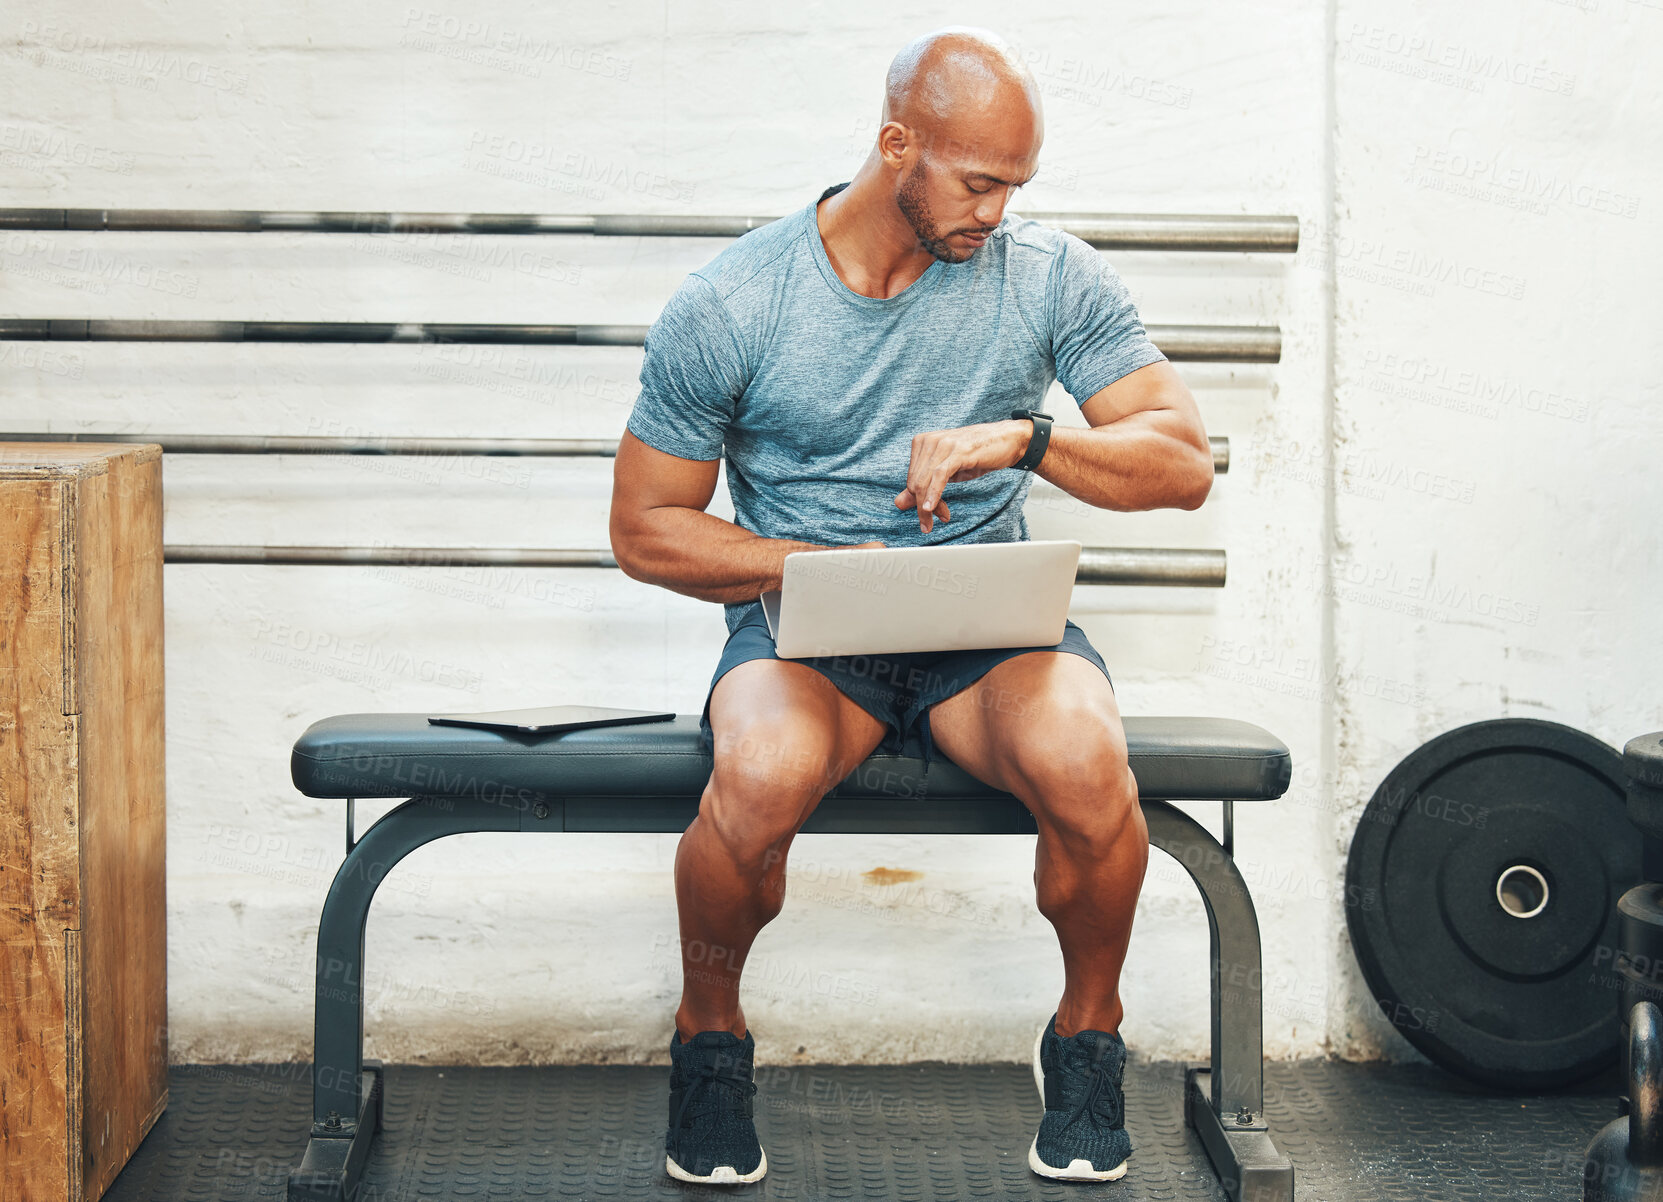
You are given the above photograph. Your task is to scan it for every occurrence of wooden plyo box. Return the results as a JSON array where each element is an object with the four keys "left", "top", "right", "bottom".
[{"left": 1, "top": 444, "right": 167, "bottom": 1201}]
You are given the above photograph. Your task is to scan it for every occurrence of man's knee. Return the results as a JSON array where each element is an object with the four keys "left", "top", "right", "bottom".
[
  {"left": 1007, "top": 709, "right": 1140, "bottom": 846},
  {"left": 703, "top": 716, "right": 841, "bottom": 862}
]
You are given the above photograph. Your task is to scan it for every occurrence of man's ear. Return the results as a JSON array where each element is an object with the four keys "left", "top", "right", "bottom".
[{"left": 876, "top": 121, "right": 911, "bottom": 170}]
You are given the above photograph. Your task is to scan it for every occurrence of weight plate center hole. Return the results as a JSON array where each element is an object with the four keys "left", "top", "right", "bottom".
[{"left": 1495, "top": 863, "right": 1551, "bottom": 919}]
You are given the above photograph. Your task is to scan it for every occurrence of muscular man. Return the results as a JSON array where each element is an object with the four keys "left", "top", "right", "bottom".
[{"left": 609, "top": 25, "right": 1213, "bottom": 1187}]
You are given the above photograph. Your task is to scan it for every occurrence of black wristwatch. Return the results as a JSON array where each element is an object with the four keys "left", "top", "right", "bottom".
[{"left": 1009, "top": 408, "right": 1053, "bottom": 471}]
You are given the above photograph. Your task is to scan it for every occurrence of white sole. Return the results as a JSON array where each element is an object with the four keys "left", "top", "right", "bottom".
[
  {"left": 1032, "top": 1016, "right": 1049, "bottom": 1100},
  {"left": 665, "top": 1146, "right": 768, "bottom": 1185},
  {"left": 1027, "top": 1135, "right": 1129, "bottom": 1181},
  {"left": 1029, "top": 1016, "right": 1129, "bottom": 1182}
]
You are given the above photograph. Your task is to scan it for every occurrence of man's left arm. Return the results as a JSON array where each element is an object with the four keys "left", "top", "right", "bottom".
[
  {"left": 1029, "top": 359, "right": 1213, "bottom": 511},
  {"left": 895, "top": 360, "right": 1213, "bottom": 532}
]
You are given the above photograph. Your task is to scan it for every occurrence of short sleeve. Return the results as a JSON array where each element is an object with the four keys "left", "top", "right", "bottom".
[
  {"left": 1047, "top": 234, "right": 1167, "bottom": 403},
  {"left": 625, "top": 274, "right": 749, "bottom": 460}
]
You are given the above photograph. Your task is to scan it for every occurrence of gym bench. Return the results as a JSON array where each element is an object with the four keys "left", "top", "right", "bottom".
[{"left": 283, "top": 712, "right": 1295, "bottom": 1202}]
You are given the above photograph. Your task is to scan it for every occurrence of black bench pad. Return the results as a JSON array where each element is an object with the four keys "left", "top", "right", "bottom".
[{"left": 291, "top": 713, "right": 1292, "bottom": 803}]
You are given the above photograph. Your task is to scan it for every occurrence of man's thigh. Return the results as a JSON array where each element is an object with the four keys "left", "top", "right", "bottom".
[
  {"left": 923, "top": 650, "right": 1126, "bottom": 797},
  {"left": 708, "top": 658, "right": 889, "bottom": 802}
]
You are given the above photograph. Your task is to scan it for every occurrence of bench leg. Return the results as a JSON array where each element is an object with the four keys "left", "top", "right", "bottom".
[
  {"left": 1142, "top": 800, "right": 1294, "bottom": 1202},
  {"left": 1185, "top": 1067, "right": 1295, "bottom": 1202},
  {"left": 287, "top": 794, "right": 520, "bottom": 1202},
  {"left": 287, "top": 1062, "right": 382, "bottom": 1202}
]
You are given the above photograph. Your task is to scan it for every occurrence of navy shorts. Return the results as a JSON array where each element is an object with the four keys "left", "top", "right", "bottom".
[{"left": 696, "top": 599, "right": 1113, "bottom": 770}]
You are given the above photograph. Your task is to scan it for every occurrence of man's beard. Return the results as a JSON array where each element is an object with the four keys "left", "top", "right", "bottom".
[{"left": 897, "top": 159, "right": 984, "bottom": 264}]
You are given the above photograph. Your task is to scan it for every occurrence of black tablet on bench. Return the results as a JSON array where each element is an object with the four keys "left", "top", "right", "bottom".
[{"left": 427, "top": 705, "right": 676, "bottom": 734}]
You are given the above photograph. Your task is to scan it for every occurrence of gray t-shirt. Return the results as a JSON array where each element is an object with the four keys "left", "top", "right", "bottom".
[{"left": 625, "top": 182, "right": 1167, "bottom": 633}]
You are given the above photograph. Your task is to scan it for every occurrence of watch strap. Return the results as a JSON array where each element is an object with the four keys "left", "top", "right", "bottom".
[{"left": 1010, "top": 408, "right": 1053, "bottom": 471}]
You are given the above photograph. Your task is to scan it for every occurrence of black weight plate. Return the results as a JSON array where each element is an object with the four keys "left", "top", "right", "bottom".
[{"left": 1345, "top": 718, "right": 1635, "bottom": 1090}]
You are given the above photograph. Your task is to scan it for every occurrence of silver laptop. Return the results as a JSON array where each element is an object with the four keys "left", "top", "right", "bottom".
[{"left": 758, "top": 539, "right": 1082, "bottom": 658}]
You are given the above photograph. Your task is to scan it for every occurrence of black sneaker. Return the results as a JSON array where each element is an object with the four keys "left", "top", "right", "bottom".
[
  {"left": 664, "top": 1027, "right": 767, "bottom": 1185},
  {"left": 1028, "top": 1011, "right": 1132, "bottom": 1181}
]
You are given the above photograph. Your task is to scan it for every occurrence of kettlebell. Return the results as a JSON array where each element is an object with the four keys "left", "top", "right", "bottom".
[{"left": 1585, "top": 1001, "right": 1663, "bottom": 1200}]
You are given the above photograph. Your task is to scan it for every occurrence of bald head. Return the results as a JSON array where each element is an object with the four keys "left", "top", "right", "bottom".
[{"left": 883, "top": 27, "right": 1040, "bottom": 140}]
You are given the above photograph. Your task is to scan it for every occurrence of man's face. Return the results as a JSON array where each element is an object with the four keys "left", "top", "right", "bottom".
[{"left": 893, "top": 139, "right": 1041, "bottom": 264}]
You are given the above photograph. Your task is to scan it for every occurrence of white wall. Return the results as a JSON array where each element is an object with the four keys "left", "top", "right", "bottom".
[
  {"left": 1325, "top": 0, "right": 1663, "bottom": 1059},
  {"left": 1, "top": 0, "right": 1655, "bottom": 1069}
]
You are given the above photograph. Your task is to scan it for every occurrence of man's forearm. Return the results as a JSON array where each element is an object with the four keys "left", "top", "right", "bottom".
[
  {"left": 616, "top": 508, "right": 842, "bottom": 604},
  {"left": 1031, "top": 412, "right": 1213, "bottom": 511}
]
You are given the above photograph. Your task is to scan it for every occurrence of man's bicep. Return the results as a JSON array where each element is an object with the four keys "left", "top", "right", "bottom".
[
  {"left": 614, "top": 429, "right": 720, "bottom": 513},
  {"left": 1077, "top": 360, "right": 1197, "bottom": 429},
  {"left": 609, "top": 432, "right": 723, "bottom": 579}
]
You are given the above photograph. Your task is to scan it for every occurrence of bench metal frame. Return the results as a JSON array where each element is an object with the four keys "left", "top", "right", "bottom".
[{"left": 287, "top": 790, "right": 1293, "bottom": 1202}]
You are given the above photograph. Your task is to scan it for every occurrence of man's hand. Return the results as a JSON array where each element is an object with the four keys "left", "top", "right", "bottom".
[{"left": 894, "top": 419, "right": 1029, "bottom": 533}]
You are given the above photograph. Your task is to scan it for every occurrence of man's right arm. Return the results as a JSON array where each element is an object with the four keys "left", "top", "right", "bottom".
[{"left": 609, "top": 430, "right": 878, "bottom": 605}]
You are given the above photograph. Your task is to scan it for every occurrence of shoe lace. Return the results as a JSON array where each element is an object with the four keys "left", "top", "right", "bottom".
[
  {"left": 1059, "top": 1035, "right": 1122, "bottom": 1132},
  {"left": 674, "top": 1057, "right": 758, "bottom": 1130}
]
